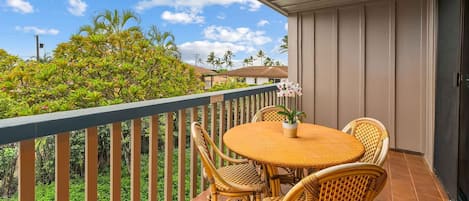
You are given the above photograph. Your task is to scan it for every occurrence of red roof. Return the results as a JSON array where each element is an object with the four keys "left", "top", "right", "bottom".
[
  {"left": 189, "top": 65, "right": 217, "bottom": 76},
  {"left": 222, "top": 66, "right": 288, "bottom": 78}
]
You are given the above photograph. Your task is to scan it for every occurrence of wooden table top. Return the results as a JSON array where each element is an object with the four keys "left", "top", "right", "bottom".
[{"left": 223, "top": 122, "right": 365, "bottom": 169}]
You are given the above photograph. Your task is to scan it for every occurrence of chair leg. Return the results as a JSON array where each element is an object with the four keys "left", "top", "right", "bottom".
[
  {"left": 210, "top": 192, "right": 218, "bottom": 201},
  {"left": 209, "top": 185, "right": 218, "bottom": 201},
  {"left": 255, "top": 193, "right": 261, "bottom": 201},
  {"left": 210, "top": 193, "right": 218, "bottom": 201}
]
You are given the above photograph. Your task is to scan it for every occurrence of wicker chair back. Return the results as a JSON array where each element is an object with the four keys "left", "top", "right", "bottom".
[
  {"left": 342, "top": 118, "right": 389, "bottom": 166},
  {"left": 252, "top": 106, "right": 286, "bottom": 122},
  {"left": 282, "top": 163, "right": 387, "bottom": 201}
]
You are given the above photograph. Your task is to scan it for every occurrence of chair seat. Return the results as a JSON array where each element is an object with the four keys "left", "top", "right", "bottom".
[
  {"left": 216, "top": 163, "right": 265, "bottom": 192},
  {"left": 263, "top": 196, "right": 283, "bottom": 201}
]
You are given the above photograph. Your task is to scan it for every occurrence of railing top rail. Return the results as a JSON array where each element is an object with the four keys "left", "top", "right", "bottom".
[{"left": 0, "top": 84, "right": 277, "bottom": 145}]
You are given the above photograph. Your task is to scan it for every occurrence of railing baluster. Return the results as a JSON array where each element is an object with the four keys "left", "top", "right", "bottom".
[
  {"left": 86, "top": 127, "right": 98, "bottom": 201},
  {"left": 234, "top": 99, "right": 239, "bottom": 126},
  {"left": 245, "top": 96, "right": 250, "bottom": 123},
  {"left": 240, "top": 98, "right": 245, "bottom": 124},
  {"left": 149, "top": 116, "right": 158, "bottom": 201},
  {"left": 164, "top": 112, "right": 174, "bottom": 201},
  {"left": 18, "top": 139, "right": 35, "bottom": 201},
  {"left": 56, "top": 132, "right": 70, "bottom": 201},
  {"left": 210, "top": 103, "right": 217, "bottom": 166},
  {"left": 261, "top": 93, "right": 267, "bottom": 108},
  {"left": 218, "top": 101, "right": 226, "bottom": 167},
  {"left": 190, "top": 107, "right": 198, "bottom": 198},
  {"left": 256, "top": 94, "right": 261, "bottom": 112},
  {"left": 251, "top": 95, "right": 256, "bottom": 119},
  {"left": 226, "top": 101, "right": 233, "bottom": 161},
  {"left": 270, "top": 91, "right": 274, "bottom": 105},
  {"left": 273, "top": 91, "right": 276, "bottom": 105},
  {"left": 227, "top": 100, "right": 233, "bottom": 129},
  {"left": 110, "top": 122, "right": 121, "bottom": 201},
  {"left": 131, "top": 119, "right": 141, "bottom": 201},
  {"left": 269, "top": 91, "right": 273, "bottom": 106},
  {"left": 266, "top": 92, "right": 269, "bottom": 107},
  {"left": 201, "top": 105, "right": 208, "bottom": 191},
  {"left": 178, "top": 110, "right": 186, "bottom": 201}
]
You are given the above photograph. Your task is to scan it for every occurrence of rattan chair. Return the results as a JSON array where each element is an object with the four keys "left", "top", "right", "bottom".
[
  {"left": 191, "top": 122, "right": 266, "bottom": 201},
  {"left": 342, "top": 117, "right": 390, "bottom": 166},
  {"left": 252, "top": 106, "right": 287, "bottom": 122},
  {"left": 263, "top": 163, "right": 387, "bottom": 201}
]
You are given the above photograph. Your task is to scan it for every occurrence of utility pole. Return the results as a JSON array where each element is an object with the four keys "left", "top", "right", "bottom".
[
  {"left": 194, "top": 54, "right": 200, "bottom": 66},
  {"left": 35, "top": 35, "right": 44, "bottom": 62},
  {"left": 36, "top": 35, "right": 40, "bottom": 61}
]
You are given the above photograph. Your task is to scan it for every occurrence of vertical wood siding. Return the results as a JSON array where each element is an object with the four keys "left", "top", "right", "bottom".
[{"left": 290, "top": 0, "right": 429, "bottom": 152}]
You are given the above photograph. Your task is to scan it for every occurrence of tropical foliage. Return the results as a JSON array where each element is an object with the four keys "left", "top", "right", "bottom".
[
  {"left": 0, "top": 9, "right": 203, "bottom": 199},
  {"left": 147, "top": 25, "right": 180, "bottom": 58},
  {"left": 279, "top": 35, "right": 288, "bottom": 54},
  {"left": 0, "top": 11, "right": 201, "bottom": 118},
  {"left": 208, "top": 78, "right": 249, "bottom": 92},
  {"left": 206, "top": 50, "right": 235, "bottom": 69}
]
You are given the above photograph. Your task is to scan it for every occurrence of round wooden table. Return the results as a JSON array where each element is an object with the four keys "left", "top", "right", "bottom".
[{"left": 223, "top": 122, "right": 365, "bottom": 196}]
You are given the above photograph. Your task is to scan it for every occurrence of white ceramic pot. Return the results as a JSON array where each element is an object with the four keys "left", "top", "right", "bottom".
[{"left": 282, "top": 121, "right": 298, "bottom": 138}]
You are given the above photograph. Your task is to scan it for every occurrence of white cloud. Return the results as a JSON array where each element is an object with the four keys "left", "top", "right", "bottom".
[
  {"left": 216, "top": 13, "right": 226, "bottom": 20},
  {"left": 284, "top": 22, "right": 288, "bottom": 31},
  {"left": 135, "top": 0, "right": 261, "bottom": 12},
  {"left": 246, "top": 0, "right": 261, "bottom": 11},
  {"left": 179, "top": 40, "right": 255, "bottom": 65},
  {"left": 203, "top": 25, "right": 271, "bottom": 46},
  {"left": 161, "top": 9, "right": 204, "bottom": 24},
  {"left": 257, "top": 20, "right": 269, "bottom": 27},
  {"left": 67, "top": 0, "right": 87, "bottom": 16},
  {"left": 6, "top": 0, "right": 33, "bottom": 14},
  {"left": 15, "top": 26, "right": 59, "bottom": 35}
]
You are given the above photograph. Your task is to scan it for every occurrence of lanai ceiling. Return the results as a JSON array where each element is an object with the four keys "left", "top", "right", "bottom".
[{"left": 258, "top": 0, "right": 370, "bottom": 15}]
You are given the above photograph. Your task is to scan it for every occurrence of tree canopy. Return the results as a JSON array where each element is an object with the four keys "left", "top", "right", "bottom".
[{"left": 0, "top": 9, "right": 203, "bottom": 119}]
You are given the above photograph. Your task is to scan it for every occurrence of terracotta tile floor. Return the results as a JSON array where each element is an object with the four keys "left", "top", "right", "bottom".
[{"left": 192, "top": 151, "right": 449, "bottom": 201}]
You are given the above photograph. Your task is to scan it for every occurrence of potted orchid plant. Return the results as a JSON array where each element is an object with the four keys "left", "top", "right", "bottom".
[{"left": 276, "top": 80, "right": 306, "bottom": 138}]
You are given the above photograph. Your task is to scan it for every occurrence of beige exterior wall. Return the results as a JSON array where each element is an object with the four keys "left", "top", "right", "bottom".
[{"left": 289, "top": 0, "right": 436, "bottom": 158}]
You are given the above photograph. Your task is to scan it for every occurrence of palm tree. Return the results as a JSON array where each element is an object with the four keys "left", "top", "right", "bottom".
[
  {"left": 223, "top": 50, "right": 235, "bottom": 68},
  {"left": 78, "top": 24, "right": 104, "bottom": 35},
  {"left": 248, "top": 56, "right": 254, "bottom": 66},
  {"left": 243, "top": 56, "right": 255, "bottom": 66},
  {"left": 264, "top": 57, "right": 274, "bottom": 66},
  {"left": 257, "top": 50, "right": 266, "bottom": 65},
  {"left": 214, "top": 58, "right": 225, "bottom": 69},
  {"left": 279, "top": 35, "right": 288, "bottom": 54},
  {"left": 243, "top": 58, "right": 250, "bottom": 66},
  {"left": 93, "top": 9, "right": 141, "bottom": 34},
  {"left": 206, "top": 52, "right": 216, "bottom": 69},
  {"left": 147, "top": 25, "right": 179, "bottom": 58}
]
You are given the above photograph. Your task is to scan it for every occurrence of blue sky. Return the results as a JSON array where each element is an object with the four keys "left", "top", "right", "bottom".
[{"left": 0, "top": 0, "right": 287, "bottom": 68}]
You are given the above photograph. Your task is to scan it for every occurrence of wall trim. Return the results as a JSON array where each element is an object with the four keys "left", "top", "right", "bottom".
[{"left": 425, "top": 0, "right": 437, "bottom": 169}]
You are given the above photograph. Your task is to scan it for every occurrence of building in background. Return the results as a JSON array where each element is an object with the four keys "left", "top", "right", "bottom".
[
  {"left": 222, "top": 66, "right": 288, "bottom": 85},
  {"left": 190, "top": 65, "right": 221, "bottom": 89}
]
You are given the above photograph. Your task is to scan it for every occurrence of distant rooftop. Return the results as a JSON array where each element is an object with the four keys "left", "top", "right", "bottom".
[
  {"left": 222, "top": 66, "right": 288, "bottom": 78},
  {"left": 189, "top": 65, "right": 217, "bottom": 76}
]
